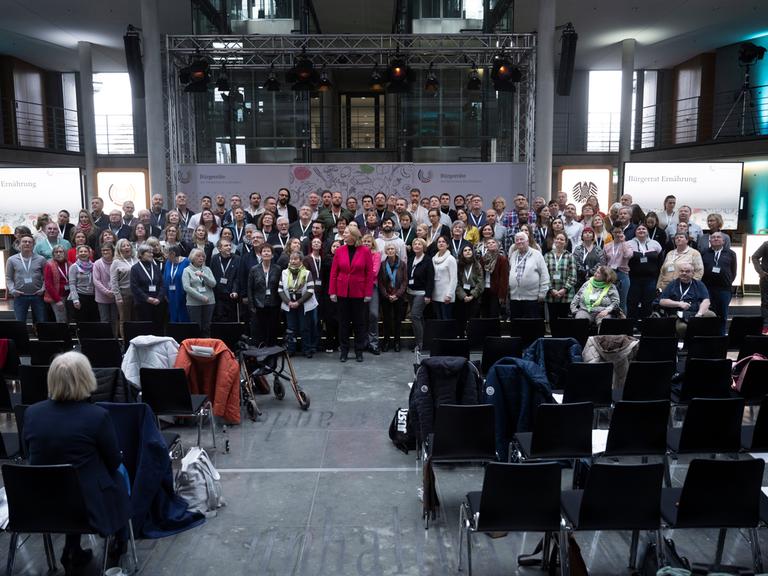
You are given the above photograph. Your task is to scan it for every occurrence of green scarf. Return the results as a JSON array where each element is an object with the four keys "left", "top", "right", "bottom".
[{"left": 584, "top": 278, "right": 611, "bottom": 312}]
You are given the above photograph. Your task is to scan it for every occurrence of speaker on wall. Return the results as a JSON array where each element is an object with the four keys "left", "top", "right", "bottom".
[
  {"left": 557, "top": 23, "right": 577, "bottom": 97},
  {"left": 124, "top": 25, "right": 145, "bottom": 99}
]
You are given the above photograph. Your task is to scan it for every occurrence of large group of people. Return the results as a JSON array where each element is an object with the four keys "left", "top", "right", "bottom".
[{"left": 6, "top": 187, "right": 763, "bottom": 360}]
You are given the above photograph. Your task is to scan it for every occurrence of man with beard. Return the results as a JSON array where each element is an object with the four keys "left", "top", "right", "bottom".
[
  {"left": 276, "top": 187, "right": 299, "bottom": 223},
  {"left": 408, "top": 188, "right": 429, "bottom": 226},
  {"left": 150, "top": 193, "right": 168, "bottom": 229},
  {"left": 439, "top": 193, "right": 457, "bottom": 223},
  {"left": 247, "top": 192, "right": 264, "bottom": 220},
  {"left": 319, "top": 191, "right": 354, "bottom": 238},
  {"left": 374, "top": 216, "right": 406, "bottom": 262}
]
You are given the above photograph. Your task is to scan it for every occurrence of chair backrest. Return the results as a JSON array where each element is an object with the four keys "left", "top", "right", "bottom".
[
  {"left": 423, "top": 319, "right": 458, "bottom": 351},
  {"left": 210, "top": 322, "right": 247, "bottom": 352},
  {"left": 577, "top": 462, "right": 665, "bottom": 530},
  {"left": 598, "top": 318, "right": 633, "bottom": 336},
  {"left": 122, "top": 321, "right": 156, "bottom": 350},
  {"left": 80, "top": 338, "right": 124, "bottom": 369},
  {"left": 604, "top": 400, "right": 670, "bottom": 456},
  {"left": 431, "top": 339, "right": 470, "bottom": 359},
  {"left": 728, "top": 315, "right": 763, "bottom": 350},
  {"left": 0, "top": 339, "right": 21, "bottom": 380},
  {"left": 675, "top": 458, "right": 764, "bottom": 528},
  {"left": 636, "top": 337, "right": 678, "bottom": 363},
  {"left": 29, "top": 340, "right": 68, "bottom": 366},
  {"left": 140, "top": 368, "right": 194, "bottom": 414},
  {"left": 737, "top": 359, "right": 768, "bottom": 401},
  {"left": 0, "top": 376, "right": 17, "bottom": 412},
  {"left": 467, "top": 318, "right": 501, "bottom": 350},
  {"left": 0, "top": 321, "right": 30, "bottom": 355},
  {"left": 431, "top": 404, "right": 496, "bottom": 461},
  {"left": 738, "top": 335, "right": 768, "bottom": 361},
  {"left": 2, "top": 463, "right": 91, "bottom": 534},
  {"left": 746, "top": 396, "right": 768, "bottom": 451},
  {"left": 76, "top": 321, "right": 114, "bottom": 340},
  {"left": 679, "top": 358, "right": 733, "bottom": 401},
  {"left": 677, "top": 397, "right": 744, "bottom": 454},
  {"left": 530, "top": 402, "right": 593, "bottom": 458},
  {"left": 622, "top": 361, "right": 675, "bottom": 401},
  {"left": 562, "top": 362, "right": 613, "bottom": 406},
  {"left": 36, "top": 322, "right": 72, "bottom": 347},
  {"left": 477, "top": 462, "right": 562, "bottom": 532},
  {"left": 508, "top": 318, "right": 546, "bottom": 348},
  {"left": 686, "top": 335, "right": 728, "bottom": 360},
  {"left": 166, "top": 322, "right": 202, "bottom": 344},
  {"left": 13, "top": 405, "right": 28, "bottom": 459},
  {"left": 480, "top": 337, "right": 522, "bottom": 375},
  {"left": 19, "top": 365, "right": 49, "bottom": 405},
  {"left": 640, "top": 316, "right": 678, "bottom": 338},
  {"left": 683, "top": 315, "right": 721, "bottom": 348},
  {"left": 550, "top": 318, "right": 590, "bottom": 347}
]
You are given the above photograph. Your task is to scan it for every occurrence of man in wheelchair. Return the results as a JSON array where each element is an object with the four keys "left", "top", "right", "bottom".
[{"left": 654, "top": 262, "right": 716, "bottom": 337}]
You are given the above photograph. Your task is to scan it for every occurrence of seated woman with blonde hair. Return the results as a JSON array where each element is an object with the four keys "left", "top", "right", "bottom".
[{"left": 570, "top": 265, "right": 621, "bottom": 326}]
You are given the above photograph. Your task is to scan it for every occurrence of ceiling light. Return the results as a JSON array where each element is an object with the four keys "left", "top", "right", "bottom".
[
  {"left": 490, "top": 53, "right": 521, "bottom": 92},
  {"left": 265, "top": 65, "right": 280, "bottom": 92},
  {"left": 387, "top": 57, "right": 410, "bottom": 93},
  {"left": 738, "top": 42, "right": 766, "bottom": 65},
  {"left": 424, "top": 64, "right": 439, "bottom": 93},
  {"left": 287, "top": 52, "right": 319, "bottom": 91},
  {"left": 369, "top": 66, "right": 385, "bottom": 92},
  {"left": 466, "top": 66, "right": 482, "bottom": 91}
]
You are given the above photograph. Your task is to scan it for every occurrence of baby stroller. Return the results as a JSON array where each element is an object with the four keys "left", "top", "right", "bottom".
[{"left": 237, "top": 336, "right": 310, "bottom": 420}]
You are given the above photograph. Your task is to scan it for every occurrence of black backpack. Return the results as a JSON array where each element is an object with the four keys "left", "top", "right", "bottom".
[{"left": 388, "top": 407, "right": 416, "bottom": 454}]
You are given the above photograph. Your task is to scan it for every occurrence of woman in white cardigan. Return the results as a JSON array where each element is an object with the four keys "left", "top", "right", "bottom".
[
  {"left": 431, "top": 236, "right": 457, "bottom": 320},
  {"left": 508, "top": 231, "right": 550, "bottom": 318}
]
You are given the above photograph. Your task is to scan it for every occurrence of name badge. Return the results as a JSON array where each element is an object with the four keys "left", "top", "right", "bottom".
[
  {"left": 197, "top": 286, "right": 207, "bottom": 293},
  {"left": 552, "top": 273, "right": 561, "bottom": 280},
  {"left": 712, "top": 266, "right": 721, "bottom": 274},
  {"left": 463, "top": 283, "right": 470, "bottom": 290},
  {"left": 315, "top": 280, "right": 322, "bottom": 287},
  {"left": 408, "top": 278, "right": 415, "bottom": 285},
  {"left": 22, "top": 276, "right": 32, "bottom": 285},
  {"left": 676, "top": 310, "right": 684, "bottom": 318},
  {"left": 219, "top": 277, "right": 228, "bottom": 285},
  {"left": 169, "top": 285, "right": 176, "bottom": 291},
  {"left": 148, "top": 285, "right": 157, "bottom": 293},
  {"left": 63, "top": 285, "right": 70, "bottom": 291},
  {"left": 640, "top": 257, "right": 648, "bottom": 264},
  {"left": 266, "top": 288, "right": 272, "bottom": 295},
  {"left": 667, "top": 265, "right": 675, "bottom": 272}
]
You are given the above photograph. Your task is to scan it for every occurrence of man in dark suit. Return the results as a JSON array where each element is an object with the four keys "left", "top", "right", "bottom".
[
  {"left": 149, "top": 193, "right": 168, "bottom": 229},
  {"left": 137, "top": 210, "right": 163, "bottom": 239},
  {"left": 373, "top": 192, "right": 396, "bottom": 226},
  {"left": 277, "top": 188, "right": 299, "bottom": 223},
  {"left": 105, "top": 210, "right": 133, "bottom": 242},
  {"left": 289, "top": 205, "right": 314, "bottom": 240}
]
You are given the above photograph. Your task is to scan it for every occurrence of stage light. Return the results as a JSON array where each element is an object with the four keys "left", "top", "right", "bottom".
[
  {"left": 216, "top": 65, "right": 230, "bottom": 93},
  {"left": 180, "top": 56, "right": 211, "bottom": 93},
  {"left": 490, "top": 53, "right": 521, "bottom": 92},
  {"left": 424, "top": 64, "right": 439, "bottom": 93},
  {"left": 369, "top": 66, "right": 385, "bottom": 92},
  {"left": 739, "top": 42, "right": 766, "bottom": 65},
  {"left": 387, "top": 57, "right": 410, "bottom": 93},
  {"left": 265, "top": 65, "right": 280, "bottom": 92},
  {"left": 288, "top": 53, "right": 319, "bottom": 91},
  {"left": 466, "top": 66, "right": 482, "bottom": 91},
  {"left": 318, "top": 67, "right": 332, "bottom": 92}
]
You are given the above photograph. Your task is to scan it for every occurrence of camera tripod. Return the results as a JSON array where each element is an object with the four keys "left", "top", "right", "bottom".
[{"left": 715, "top": 65, "right": 760, "bottom": 139}]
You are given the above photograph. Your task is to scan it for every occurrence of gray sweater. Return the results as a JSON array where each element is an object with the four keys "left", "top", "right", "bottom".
[
  {"left": 181, "top": 265, "right": 217, "bottom": 306},
  {"left": 5, "top": 253, "right": 46, "bottom": 296}
]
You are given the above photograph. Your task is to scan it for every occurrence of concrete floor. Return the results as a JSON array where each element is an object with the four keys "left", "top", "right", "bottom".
[{"left": 2, "top": 349, "right": 767, "bottom": 575}]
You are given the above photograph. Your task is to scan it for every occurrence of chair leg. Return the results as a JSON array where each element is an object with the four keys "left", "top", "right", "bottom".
[
  {"left": 663, "top": 453, "right": 672, "bottom": 487},
  {"left": 42, "top": 533, "right": 56, "bottom": 572},
  {"left": 715, "top": 528, "right": 727, "bottom": 566},
  {"left": 466, "top": 529, "right": 472, "bottom": 576},
  {"left": 128, "top": 519, "right": 139, "bottom": 574},
  {"left": 197, "top": 412, "right": 203, "bottom": 447},
  {"left": 750, "top": 527, "right": 763, "bottom": 573},
  {"left": 102, "top": 534, "right": 112, "bottom": 576},
  {"left": 210, "top": 405, "right": 216, "bottom": 450},
  {"left": 542, "top": 532, "right": 552, "bottom": 570},
  {"left": 6, "top": 532, "right": 18, "bottom": 576},
  {"left": 656, "top": 529, "right": 666, "bottom": 567},
  {"left": 559, "top": 526, "right": 570, "bottom": 576},
  {"left": 629, "top": 529, "right": 639, "bottom": 569},
  {"left": 457, "top": 504, "right": 465, "bottom": 571}
]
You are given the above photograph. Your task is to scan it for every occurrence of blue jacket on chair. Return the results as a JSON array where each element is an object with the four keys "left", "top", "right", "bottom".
[
  {"left": 23, "top": 399, "right": 131, "bottom": 536},
  {"left": 99, "top": 402, "right": 205, "bottom": 538},
  {"left": 523, "top": 337, "right": 583, "bottom": 390},
  {"left": 483, "top": 356, "right": 553, "bottom": 459}
]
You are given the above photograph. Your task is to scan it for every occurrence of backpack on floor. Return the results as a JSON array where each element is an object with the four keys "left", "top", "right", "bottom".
[
  {"left": 176, "top": 447, "right": 225, "bottom": 517},
  {"left": 388, "top": 407, "right": 416, "bottom": 454}
]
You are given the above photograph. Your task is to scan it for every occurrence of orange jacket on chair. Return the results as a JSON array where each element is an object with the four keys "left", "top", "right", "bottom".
[{"left": 174, "top": 338, "right": 241, "bottom": 424}]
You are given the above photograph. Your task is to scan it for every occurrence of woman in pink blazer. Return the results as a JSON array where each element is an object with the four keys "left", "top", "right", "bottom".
[{"left": 329, "top": 226, "right": 374, "bottom": 362}]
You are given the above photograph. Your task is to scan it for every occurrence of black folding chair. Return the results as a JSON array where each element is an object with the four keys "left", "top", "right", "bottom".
[
  {"left": 210, "top": 322, "right": 248, "bottom": 352},
  {"left": 12, "top": 405, "right": 28, "bottom": 459},
  {"left": 140, "top": 368, "right": 215, "bottom": 449},
  {"left": 640, "top": 316, "right": 677, "bottom": 338},
  {"left": 423, "top": 319, "right": 458, "bottom": 351},
  {"left": 738, "top": 335, "right": 768, "bottom": 360},
  {"left": 76, "top": 321, "right": 114, "bottom": 340},
  {"left": 675, "top": 358, "right": 733, "bottom": 403},
  {"left": 19, "top": 365, "right": 50, "bottom": 405},
  {"left": 550, "top": 317, "right": 590, "bottom": 347},
  {"left": 562, "top": 362, "right": 613, "bottom": 408},
  {"left": 598, "top": 317, "right": 633, "bottom": 336},
  {"left": 636, "top": 337, "right": 678, "bottom": 363},
  {"left": 2, "top": 463, "right": 138, "bottom": 576},
  {"left": 661, "top": 458, "right": 764, "bottom": 572},
  {"left": 430, "top": 338, "right": 470, "bottom": 359},
  {"left": 459, "top": 462, "right": 563, "bottom": 576},
  {"left": 508, "top": 318, "right": 546, "bottom": 348},
  {"left": 80, "top": 338, "right": 124, "bottom": 369},
  {"left": 122, "top": 321, "right": 156, "bottom": 351},
  {"left": 512, "top": 402, "right": 593, "bottom": 464},
  {"left": 620, "top": 361, "right": 676, "bottom": 401},
  {"left": 0, "top": 372, "right": 21, "bottom": 415},
  {"left": 480, "top": 337, "right": 523, "bottom": 376},
  {"left": 166, "top": 322, "right": 202, "bottom": 344},
  {"left": 736, "top": 359, "right": 768, "bottom": 404},
  {"left": 28, "top": 340, "right": 68, "bottom": 366},
  {"left": 742, "top": 396, "right": 768, "bottom": 452},
  {"left": 0, "top": 339, "right": 21, "bottom": 382},
  {"left": 601, "top": 400, "right": 670, "bottom": 458},
  {"left": 36, "top": 322, "right": 73, "bottom": 348},
  {"left": 561, "top": 463, "right": 665, "bottom": 570},
  {"left": 686, "top": 335, "right": 728, "bottom": 360},
  {"left": 466, "top": 318, "right": 501, "bottom": 351},
  {"left": 728, "top": 315, "right": 763, "bottom": 350},
  {"left": 683, "top": 315, "right": 721, "bottom": 348},
  {"left": 0, "top": 321, "right": 30, "bottom": 355},
  {"left": 423, "top": 404, "right": 496, "bottom": 529}
]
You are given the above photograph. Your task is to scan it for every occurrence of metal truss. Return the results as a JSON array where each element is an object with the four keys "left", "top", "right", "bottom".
[{"left": 166, "top": 33, "right": 535, "bottom": 70}]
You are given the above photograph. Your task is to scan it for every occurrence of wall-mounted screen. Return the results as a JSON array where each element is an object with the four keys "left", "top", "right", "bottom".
[{"left": 622, "top": 162, "right": 743, "bottom": 230}]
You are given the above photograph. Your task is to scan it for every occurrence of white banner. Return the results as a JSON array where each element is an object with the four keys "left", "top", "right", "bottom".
[
  {"left": 175, "top": 162, "right": 526, "bottom": 209},
  {"left": 623, "top": 162, "right": 743, "bottom": 230},
  {"left": 0, "top": 167, "right": 83, "bottom": 234}
]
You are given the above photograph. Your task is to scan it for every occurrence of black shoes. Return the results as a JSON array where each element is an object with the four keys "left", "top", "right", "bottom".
[
  {"left": 340, "top": 350, "right": 348, "bottom": 362},
  {"left": 393, "top": 342, "right": 401, "bottom": 352},
  {"left": 61, "top": 547, "right": 93, "bottom": 575},
  {"left": 368, "top": 345, "right": 380, "bottom": 356},
  {"left": 380, "top": 341, "right": 389, "bottom": 353},
  {"left": 355, "top": 352, "right": 364, "bottom": 362}
]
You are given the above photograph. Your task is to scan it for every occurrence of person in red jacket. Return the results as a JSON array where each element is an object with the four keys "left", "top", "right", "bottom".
[{"left": 329, "top": 226, "right": 374, "bottom": 363}]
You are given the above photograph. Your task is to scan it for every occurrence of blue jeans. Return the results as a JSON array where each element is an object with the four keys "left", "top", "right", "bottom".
[
  {"left": 614, "top": 270, "right": 630, "bottom": 315},
  {"left": 13, "top": 294, "right": 47, "bottom": 324},
  {"left": 285, "top": 307, "right": 316, "bottom": 353},
  {"left": 707, "top": 287, "right": 732, "bottom": 335}
]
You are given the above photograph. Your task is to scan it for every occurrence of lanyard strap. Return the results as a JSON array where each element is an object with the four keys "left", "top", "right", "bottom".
[
  {"left": 680, "top": 283, "right": 692, "bottom": 300},
  {"left": 713, "top": 250, "right": 722, "bottom": 265},
  {"left": 141, "top": 262, "right": 154, "bottom": 283},
  {"left": 220, "top": 258, "right": 232, "bottom": 276}
]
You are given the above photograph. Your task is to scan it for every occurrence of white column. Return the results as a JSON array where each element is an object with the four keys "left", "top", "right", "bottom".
[
  {"left": 140, "top": 0, "right": 168, "bottom": 203},
  {"left": 618, "top": 38, "right": 635, "bottom": 196},
  {"left": 78, "top": 42, "right": 97, "bottom": 201},
  {"left": 534, "top": 0, "right": 555, "bottom": 200}
]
